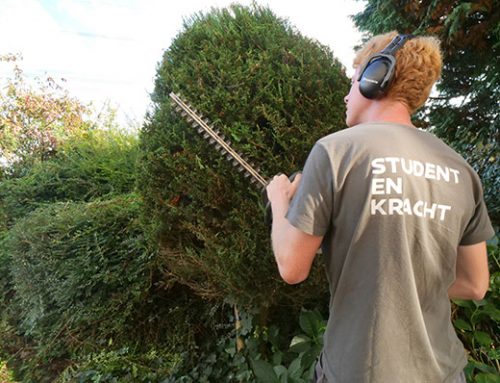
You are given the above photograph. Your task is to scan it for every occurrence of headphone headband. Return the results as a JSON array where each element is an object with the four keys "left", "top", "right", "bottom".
[{"left": 380, "top": 34, "right": 414, "bottom": 56}]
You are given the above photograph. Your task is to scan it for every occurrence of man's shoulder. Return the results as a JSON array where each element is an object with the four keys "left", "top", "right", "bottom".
[
  {"left": 316, "top": 123, "right": 389, "bottom": 150},
  {"left": 316, "top": 126, "right": 358, "bottom": 147}
]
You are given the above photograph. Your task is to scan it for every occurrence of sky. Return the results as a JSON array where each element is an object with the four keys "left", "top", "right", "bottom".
[{"left": 0, "top": 0, "right": 365, "bottom": 127}]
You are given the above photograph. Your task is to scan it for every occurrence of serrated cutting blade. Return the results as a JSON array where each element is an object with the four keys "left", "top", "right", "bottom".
[{"left": 169, "top": 92, "right": 267, "bottom": 187}]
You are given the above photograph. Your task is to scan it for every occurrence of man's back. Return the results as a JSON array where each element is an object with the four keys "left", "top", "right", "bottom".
[
  {"left": 287, "top": 122, "right": 492, "bottom": 382},
  {"left": 266, "top": 31, "right": 494, "bottom": 383}
]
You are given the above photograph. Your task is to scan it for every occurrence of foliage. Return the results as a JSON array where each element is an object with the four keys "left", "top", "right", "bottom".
[
  {"left": 58, "top": 348, "right": 179, "bottom": 383},
  {"left": 453, "top": 239, "right": 500, "bottom": 382},
  {"left": 164, "top": 263, "right": 499, "bottom": 383},
  {"left": 0, "top": 54, "right": 92, "bottom": 170},
  {"left": 2, "top": 195, "right": 160, "bottom": 381},
  {"left": 0, "top": 64, "right": 232, "bottom": 381},
  {"left": 0, "top": 128, "right": 140, "bottom": 227},
  {"left": 137, "top": 3, "right": 348, "bottom": 312},
  {"left": 167, "top": 307, "right": 325, "bottom": 383},
  {"left": 0, "top": 360, "right": 17, "bottom": 383},
  {"left": 352, "top": 0, "right": 499, "bottom": 226},
  {"left": 0, "top": 3, "right": 497, "bottom": 382},
  {"left": 0, "top": 231, "right": 12, "bottom": 312},
  {"left": 249, "top": 308, "right": 325, "bottom": 383}
]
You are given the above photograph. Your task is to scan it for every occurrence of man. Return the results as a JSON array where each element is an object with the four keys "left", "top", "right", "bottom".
[{"left": 266, "top": 31, "right": 495, "bottom": 383}]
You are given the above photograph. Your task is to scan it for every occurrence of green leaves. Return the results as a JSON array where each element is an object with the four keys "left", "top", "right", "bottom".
[
  {"left": 251, "top": 359, "right": 279, "bottom": 382},
  {"left": 2, "top": 194, "right": 174, "bottom": 380},
  {"left": 0, "top": 129, "right": 139, "bottom": 227},
  {"left": 453, "top": 318, "right": 472, "bottom": 331},
  {"left": 451, "top": 246, "right": 500, "bottom": 380},
  {"left": 138, "top": 3, "right": 346, "bottom": 308},
  {"left": 251, "top": 356, "right": 310, "bottom": 383},
  {"left": 289, "top": 335, "right": 311, "bottom": 353},
  {"left": 250, "top": 308, "right": 325, "bottom": 383},
  {"left": 299, "top": 308, "right": 325, "bottom": 340},
  {"left": 474, "top": 331, "right": 493, "bottom": 348}
]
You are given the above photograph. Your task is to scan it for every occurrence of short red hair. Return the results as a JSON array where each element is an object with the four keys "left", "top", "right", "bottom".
[{"left": 354, "top": 31, "right": 442, "bottom": 113}]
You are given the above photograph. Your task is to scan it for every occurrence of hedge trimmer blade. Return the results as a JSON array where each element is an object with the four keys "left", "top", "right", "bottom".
[{"left": 169, "top": 92, "right": 267, "bottom": 187}]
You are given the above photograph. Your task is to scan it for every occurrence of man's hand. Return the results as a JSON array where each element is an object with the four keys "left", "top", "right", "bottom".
[{"left": 266, "top": 173, "right": 302, "bottom": 214}]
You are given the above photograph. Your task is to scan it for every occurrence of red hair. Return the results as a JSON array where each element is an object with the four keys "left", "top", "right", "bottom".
[{"left": 354, "top": 31, "right": 442, "bottom": 113}]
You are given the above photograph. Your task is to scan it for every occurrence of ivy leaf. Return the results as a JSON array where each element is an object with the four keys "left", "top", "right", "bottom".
[
  {"left": 299, "top": 309, "right": 323, "bottom": 338},
  {"left": 288, "top": 355, "right": 303, "bottom": 379},
  {"left": 273, "top": 365, "right": 287, "bottom": 378},
  {"left": 251, "top": 359, "right": 279, "bottom": 383},
  {"left": 289, "top": 334, "right": 311, "bottom": 353},
  {"left": 481, "top": 304, "right": 500, "bottom": 322},
  {"left": 452, "top": 299, "right": 474, "bottom": 309},
  {"left": 474, "top": 331, "right": 493, "bottom": 347},
  {"left": 453, "top": 318, "right": 472, "bottom": 332}
]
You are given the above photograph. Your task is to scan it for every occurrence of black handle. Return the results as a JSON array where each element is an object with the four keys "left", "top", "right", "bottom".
[{"left": 263, "top": 171, "right": 301, "bottom": 228}]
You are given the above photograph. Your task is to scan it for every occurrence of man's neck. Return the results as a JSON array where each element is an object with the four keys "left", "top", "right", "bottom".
[{"left": 360, "top": 99, "right": 414, "bottom": 127}]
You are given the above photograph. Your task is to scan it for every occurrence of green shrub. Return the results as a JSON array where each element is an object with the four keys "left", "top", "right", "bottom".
[
  {"left": 59, "top": 347, "right": 179, "bottom": 382},
  {"left": 0, "top": 231, "right": 12, "bottom": 312},
  {"left": 137, "top": 3, "right": 348, "bottom": 312},
  {"left": 166, "top": 307, "right": 325, "bottom": 382},
  {"left": 0, "top": 129, "right": 139, "bottom": 226},
  {"left": 4, "top": 195, "right": 157, "bottom": 381},
  {"left": 453, "top": 239, "right": 500, "bottom": 382}
]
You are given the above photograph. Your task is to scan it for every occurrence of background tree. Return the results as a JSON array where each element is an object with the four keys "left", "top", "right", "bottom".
[
  {"left": 0, "top": 54, "right": 93, "bottom": 174},
  {"left": 0, "top": 56, "right": 184, "bottom": 381}
]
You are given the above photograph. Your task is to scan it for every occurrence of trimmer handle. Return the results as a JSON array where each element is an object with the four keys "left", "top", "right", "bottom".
[{"left": 263, "top": 171, "right": 301, "bottom": 228}]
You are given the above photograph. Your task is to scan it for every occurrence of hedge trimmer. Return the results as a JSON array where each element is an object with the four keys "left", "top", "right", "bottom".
[
  {"left": 169, "top": 92, "right": 299, "bottom": 225},
  {"left": 170, "top": 92, "right": 300, "bottom": 352},
  {"left": 169, "top": 92, "right": 267, "bottom": 186}
]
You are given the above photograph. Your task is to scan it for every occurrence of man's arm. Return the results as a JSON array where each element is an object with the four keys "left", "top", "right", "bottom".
[
  {"left": 448, "top": 241, "right": 490, "bottom": 300},
  {"left": 267, "top": 174, "right": 323, "bottom": 284}
]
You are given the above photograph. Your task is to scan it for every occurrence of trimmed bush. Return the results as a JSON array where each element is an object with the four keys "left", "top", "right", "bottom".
[
  {"left": 4, "top": 195, "right": 159, "bottom": 380},
  {"left": 0, "top": 129, "right": 139, "bottom": 226},
  {"left": 137, "top": 3, "right": 349, "bottom": 311}
]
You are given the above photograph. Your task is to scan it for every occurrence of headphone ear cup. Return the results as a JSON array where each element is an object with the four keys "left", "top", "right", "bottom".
[{"left": 359, "top": 56, "right": 394, "bottom": 99}]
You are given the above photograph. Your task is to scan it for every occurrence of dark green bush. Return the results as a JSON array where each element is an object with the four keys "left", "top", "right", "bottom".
[
  {"left": 0, "top": 129, "right": 139, "bottom": 226},
  {"left": 453, "top": 239, "right": 500, "bottom": 382},
  {"left": 0, "top": 232, "right": 11, "bottom": 312},
  {"left": 137, "top": 3, "right": 349, "bottom": 311},
  {"left": 162, "top": 306, "right": 325, "bottom": 382},
  {"left": 59, "top": 347, "right": 179, "bottom": 382},
  {"left": 3, "top": 195, "right": 159, "bottom": 381}
]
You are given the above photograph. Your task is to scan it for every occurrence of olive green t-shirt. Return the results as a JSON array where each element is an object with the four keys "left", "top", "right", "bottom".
[{"left": 286, "top": 123, "right": 495, "bottom": 383}]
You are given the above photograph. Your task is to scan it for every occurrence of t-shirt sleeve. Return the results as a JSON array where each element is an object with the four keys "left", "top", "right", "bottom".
[
  {"left": 459, "top": 182, "right": 495, "bottom": 245},
  {"left": 286, "top": 143, "right": 333, "bottom": 236}
]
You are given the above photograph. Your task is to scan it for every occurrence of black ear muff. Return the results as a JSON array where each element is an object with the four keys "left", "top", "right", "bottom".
[
  {"left": 358, "top": 54, "right": 396, "bottom": 99},
  {"left": 357, "top": 34, "right": 414, "bottom": 99}
]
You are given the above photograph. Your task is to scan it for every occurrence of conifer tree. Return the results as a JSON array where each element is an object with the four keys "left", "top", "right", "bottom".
[{"left": 138, "top": 4, "right": 349, "bottom": 310}]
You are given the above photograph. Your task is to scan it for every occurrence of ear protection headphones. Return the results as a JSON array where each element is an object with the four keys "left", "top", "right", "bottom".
[{"left": 357, "top": 34, "right": 414, "bottom": 99}]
